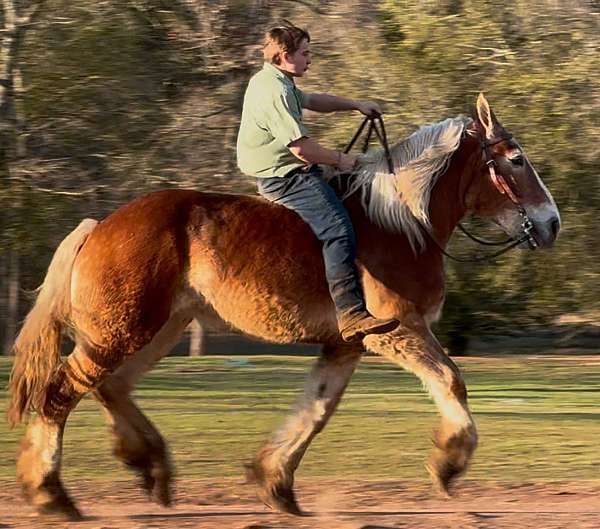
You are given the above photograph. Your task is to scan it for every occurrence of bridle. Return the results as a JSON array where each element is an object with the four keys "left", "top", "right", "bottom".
[
  {"left": 344, "top": 116, "right": 538, "bottom": 263},
  {"left": 476, "top": 132, "right": 538, "bottom": 251}
]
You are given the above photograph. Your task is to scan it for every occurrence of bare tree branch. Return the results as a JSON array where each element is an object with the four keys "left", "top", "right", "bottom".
[
  {"left": 17, "top": 0, "right": 45, "bottom": 26},
  {"left": 1, "top": 0, "right": 46, "bottom": 164},
  {"left": 7, "top": 173, "right": 110, "bottom": 195}
]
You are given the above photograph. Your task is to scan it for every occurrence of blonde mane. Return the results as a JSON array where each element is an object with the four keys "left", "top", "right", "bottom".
[{"left": 340, "top": 115, "right": 472, "bottom": 251}]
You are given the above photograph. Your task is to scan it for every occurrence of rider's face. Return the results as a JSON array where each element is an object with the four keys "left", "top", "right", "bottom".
[{"left": 281, "top": 39, "right": 311, "bottom": 77}]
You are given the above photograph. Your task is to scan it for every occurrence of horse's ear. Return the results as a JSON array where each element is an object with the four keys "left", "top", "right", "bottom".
[{"left": 476, "top": 92, "right": 495, "bottom": 138}]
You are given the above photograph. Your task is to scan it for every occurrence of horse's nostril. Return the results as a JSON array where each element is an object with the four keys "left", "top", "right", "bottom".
[{"left": 551, "top": 218, "right": 560, "bottom": 238}]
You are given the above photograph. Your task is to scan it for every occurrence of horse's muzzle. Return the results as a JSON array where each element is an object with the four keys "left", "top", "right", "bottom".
[{"left": 530, "top": 215, "right": 561, "bottom": 249}]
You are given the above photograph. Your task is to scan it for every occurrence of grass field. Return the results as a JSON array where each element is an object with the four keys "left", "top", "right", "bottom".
[{"left": 1, "top": 355, "right": 600, "bottom": 484}]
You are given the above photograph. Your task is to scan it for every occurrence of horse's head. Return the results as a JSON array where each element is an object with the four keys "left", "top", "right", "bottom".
[{"left": 465, "top": 93, "right": 560, "bottom": 249}]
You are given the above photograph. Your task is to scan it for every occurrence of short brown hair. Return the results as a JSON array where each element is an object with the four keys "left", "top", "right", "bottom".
[{"left": 263, "top": 20, "right": 310, "bottom": 65}]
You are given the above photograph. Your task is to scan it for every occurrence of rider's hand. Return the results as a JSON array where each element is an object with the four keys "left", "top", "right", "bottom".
[
  {"left": 356, "top": 100, "right": 382, "bottom": 118},
  {"left": 338, "top": 152, "right": 358, "bottom": 172}
]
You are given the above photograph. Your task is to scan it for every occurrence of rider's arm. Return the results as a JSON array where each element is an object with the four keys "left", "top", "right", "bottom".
[
  {"left": 262, "top": 88, "right": 356, "bottom": 171},
  {"left": 303, "top": 93, "right": 381, "bottom": 117},
  {"left": 288, "top": 137, "right": 356, "bottom": 171}
]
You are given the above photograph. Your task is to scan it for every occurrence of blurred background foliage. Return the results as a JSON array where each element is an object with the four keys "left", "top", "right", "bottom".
[{"left": 1, "top": 0, "right": 599, "bottom": 354}]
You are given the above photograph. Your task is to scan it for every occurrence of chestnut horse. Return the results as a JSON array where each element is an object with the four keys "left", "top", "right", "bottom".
[{"left": 8, "top": 94, "right": 560, "bottom": 519}]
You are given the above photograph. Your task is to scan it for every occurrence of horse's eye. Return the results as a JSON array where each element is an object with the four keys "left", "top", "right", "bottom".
[{"left": 510, "top": 155, "right": 524, "bottom": 167}]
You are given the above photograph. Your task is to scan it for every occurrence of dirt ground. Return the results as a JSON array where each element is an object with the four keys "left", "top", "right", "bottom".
[{"left": 2, "top": 479, "right": 600, "bottom": 529}]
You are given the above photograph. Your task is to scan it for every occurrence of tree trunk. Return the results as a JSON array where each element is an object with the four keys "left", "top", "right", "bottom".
[
  {"left": 13, "top": 65, "right": 26, "bottom": 158},
  {"left": 3, "top": 248, "right": 19, "bottom": 354},
  {"left": 0, "top": 251, "right": 6, "bottom": 350},
  {"left": 188, "top": 319, "right": 205, "bottom": 357}
]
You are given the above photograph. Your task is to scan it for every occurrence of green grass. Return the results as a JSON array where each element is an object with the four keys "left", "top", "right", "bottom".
[{"left": 1, "top": 355, "right": 600, "bottom": 483}]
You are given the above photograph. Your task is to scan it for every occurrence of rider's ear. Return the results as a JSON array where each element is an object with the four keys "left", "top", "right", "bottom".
[{"left": 476, "top": 93, "right": 499, "bottom": 139}]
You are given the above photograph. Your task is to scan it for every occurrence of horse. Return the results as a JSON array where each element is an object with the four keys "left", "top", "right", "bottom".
[{"left": 8, "top": 93, "right": 560, "bottom": 519}]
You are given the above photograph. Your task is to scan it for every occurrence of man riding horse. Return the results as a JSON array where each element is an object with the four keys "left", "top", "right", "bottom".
[{"left": 237, "top": 20, "right": 400, "bottom": 342}]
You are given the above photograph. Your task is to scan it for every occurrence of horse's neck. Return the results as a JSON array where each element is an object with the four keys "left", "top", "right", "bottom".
[
  {"left": 426, "top": 135, "right": 480, "bottom": 247},
  {"left": 346, "top": 135, "right": 480, "bottom": 260}
]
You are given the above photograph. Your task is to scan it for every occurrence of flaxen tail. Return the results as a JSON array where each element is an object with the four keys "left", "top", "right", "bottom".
[{"left": 7, "top": 218, "right": 98, "bottom": 426}]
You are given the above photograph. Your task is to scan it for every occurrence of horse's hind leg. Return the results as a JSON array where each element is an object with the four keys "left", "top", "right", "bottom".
[
  {"left": 92, "top": 310, "right": 193, "bottom": 506},
  {"left": 94, "top": 380, "right": 173, "bottom": 506},
  {"left": 17, "top": 345, "right": 116, "bottom": 520},
  {"left": 247, "top": 342, "right": 362, "bottom": 515},
  {"left": 364, "top": 316, "right": 478, "bottom": 496}
]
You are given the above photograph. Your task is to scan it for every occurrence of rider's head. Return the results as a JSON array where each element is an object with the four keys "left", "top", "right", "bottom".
[{"left": 263, "top": 20, "right": 311, "bottom": 77}]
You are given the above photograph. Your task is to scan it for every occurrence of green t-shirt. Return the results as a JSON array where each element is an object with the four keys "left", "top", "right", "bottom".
[{"left": 236, "top": 62, "right": 309, "bottom": 178}]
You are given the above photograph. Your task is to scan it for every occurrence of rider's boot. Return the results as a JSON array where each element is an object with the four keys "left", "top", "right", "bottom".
[{"left": 340, "top": 312, "right": 399, "bottom": 342}]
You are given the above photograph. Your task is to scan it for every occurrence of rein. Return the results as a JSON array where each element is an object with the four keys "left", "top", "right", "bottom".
[
  {"left": 344, "top": 116, "right": 537, "bottom": 262},
  {"left": 344, "top": 115, "right": 395, "bottom": 175}
]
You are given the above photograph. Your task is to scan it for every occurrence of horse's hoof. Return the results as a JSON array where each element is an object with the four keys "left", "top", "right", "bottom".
[
  {"left": 258, "top": 485, "right": 308, "bottom": 516},
  {"left": 37, "top": 497, "right": 84, "bottom": 521},
  {"left": 21, "top": 473, "right": 84, "bottom": 521},
  {"left": 426, "top": 462, "right": 453, "bottom": 499},
  {"left": 140, "top": 474, "right": 173, "bottom": 507},
  {"left": 245, "top": 461, "right": 308, "bottom": 516},
  {"left": 129, "top": 459, "right": 173, "bottom": 507},
  {"left": 152, "top": 478, "right": 173, "bottom": 507}
]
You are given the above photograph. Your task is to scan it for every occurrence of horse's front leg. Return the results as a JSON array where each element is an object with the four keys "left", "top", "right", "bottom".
[
  {"left": 364, "top": 316, "right": 477, "bottom": 496},
  {"left": 247, "top": 342, "right": 362, "bottom": 515}
]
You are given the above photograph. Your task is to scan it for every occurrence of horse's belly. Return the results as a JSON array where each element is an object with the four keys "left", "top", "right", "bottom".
[{"left": 186, "top": 240, "right": 339, "bottom": 344}]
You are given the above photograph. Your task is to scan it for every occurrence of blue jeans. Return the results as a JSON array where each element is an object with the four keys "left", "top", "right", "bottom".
[{"left": 257, "top": 165, "right": 366, "bottom": 326}]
